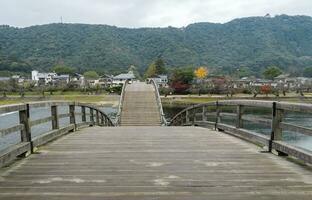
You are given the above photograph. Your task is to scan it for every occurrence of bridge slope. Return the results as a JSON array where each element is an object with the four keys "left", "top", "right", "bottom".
[
  {"left": 120, "top": 82, "right": 161, "bottom": 126},
  {"left": 0, "top": 126, "right": 311, "bottom": 199}
]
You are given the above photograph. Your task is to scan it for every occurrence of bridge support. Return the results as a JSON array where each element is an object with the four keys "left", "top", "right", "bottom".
[
  {"left": 51, "top": 105, "right": 59, "bottom": 130},
  {"left": 18, "top": 103, "right": 32, "bottom": 156},
  {"left": 69, "top": 105, "right": 76, "bottom": 131}
]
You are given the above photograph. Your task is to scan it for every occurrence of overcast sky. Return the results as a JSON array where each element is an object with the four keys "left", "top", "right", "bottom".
[{"left": 1, "top": 0, "right": 312, "bottom": 28}]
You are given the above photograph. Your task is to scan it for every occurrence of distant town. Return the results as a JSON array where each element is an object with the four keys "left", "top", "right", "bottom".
[{"left": 0, "top": 65, "right": 311, "bottom": 98}]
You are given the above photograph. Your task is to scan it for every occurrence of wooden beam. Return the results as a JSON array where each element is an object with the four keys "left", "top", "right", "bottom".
[
  {"left": 81, "top": 106, "right": 86, "bottom": 122},
  {"left": 51, "top": 105, "right": 59, "bottom": 130}
]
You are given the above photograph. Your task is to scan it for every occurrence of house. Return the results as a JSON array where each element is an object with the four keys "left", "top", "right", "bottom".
[
  {"left": 52, "top": 75, "right": 70, "bottom": 86},
  {"left": 112, "top": 71, "right": 136, "bottom": 85},
  {"left": 32, "top": 70, "right": 57, "bottom": 86},
  {"left": 99, "top": 74, "right": 113, "bottom": 87},
  {"left": 11, "top": 75, "right": 25, "bottom": 84},
  {"left": 70, "top": 73, "right": 85, "bottom": 87},
  {"left": 147, "top": 75, "right": 168, "bottom": 87}
]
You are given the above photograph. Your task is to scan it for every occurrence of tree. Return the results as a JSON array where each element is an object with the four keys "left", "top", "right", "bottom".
[
  {"left": 128, "top": 65, "right": 142, "bottom": 80},
  {"left": 263, "top": 66, "right": 282, "bottom": 80},
  {"left": 144, "top": 63, "right": 157, "bottom": 78},
  {"left": 144, "top": 57, "right": 167, "bottom": 78},
  {"left": 170, "top": 68, "right": 194, "bottom": 93},
  {"left": 260, "top": 84, "right": 272, "bottom": 96},
  {"left": 84, "top": 71, "right": 99, "bottom": 80},
  {"left": 154, "top": 57, "right": 166, "bottom": 75},
  {"left": 52, "top": 65, "right": 74, "bottom": 75},
  {"left": 303, "top": 67, "right": 312, "bottom": 77},
  {"left": 194, "top": 67, "right": 208, "bottom": 79},
  {"left": 194, "top": 67, "right": 208, "bottom": 96}
]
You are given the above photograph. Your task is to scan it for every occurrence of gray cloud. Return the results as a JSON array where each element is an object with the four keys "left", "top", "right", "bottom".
[{"left": 1, "top": 0, "right": 312, "bottom": 27}]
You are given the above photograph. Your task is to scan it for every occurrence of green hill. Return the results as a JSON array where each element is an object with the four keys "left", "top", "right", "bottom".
[{"left": 1, "top": 14, "right": 312, "bottom": 76}]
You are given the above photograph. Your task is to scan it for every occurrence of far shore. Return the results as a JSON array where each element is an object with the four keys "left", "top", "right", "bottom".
[{"left": 1, "top": 92, "right": 312, "bottom": 107}]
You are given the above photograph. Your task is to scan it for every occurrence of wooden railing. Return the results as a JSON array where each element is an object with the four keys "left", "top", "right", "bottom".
[
  {"left": 0, "top": 101, "right": 114, "bottom": 167},
  {"left": 149, "top": 79, "right": 168, "bottom": 126},
  {"left": 170, "top": 100, "right": 312, "bottom": 164},
  {"left": 115, "top": 80, "right": 129, "bottom": 125}
]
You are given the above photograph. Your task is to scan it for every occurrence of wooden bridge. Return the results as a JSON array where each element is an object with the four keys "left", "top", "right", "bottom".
[{"left": 0, "top": 81, "right": 312, "bottom": 199}]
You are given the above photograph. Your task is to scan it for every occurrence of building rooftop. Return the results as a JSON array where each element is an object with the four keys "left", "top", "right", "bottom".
[{"left": 113, "top": 73, "right": 135, "bottom": 80}]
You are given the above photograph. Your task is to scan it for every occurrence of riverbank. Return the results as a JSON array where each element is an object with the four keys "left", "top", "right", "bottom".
[
  {"left": 161, "top": 93, "right": 312, "bottom": 108},
  {"left": 0, "top": 94, "right": 120, "bottom": 107}
]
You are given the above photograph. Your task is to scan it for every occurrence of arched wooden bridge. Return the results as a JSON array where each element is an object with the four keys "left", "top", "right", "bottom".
[{"left": 0, "top": 81, "right": 312, "bottom": 199}]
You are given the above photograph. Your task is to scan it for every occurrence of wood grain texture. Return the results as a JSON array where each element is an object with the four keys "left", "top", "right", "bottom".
[{"left": 0, "top": 126, "right": 311, "bottom": 200}]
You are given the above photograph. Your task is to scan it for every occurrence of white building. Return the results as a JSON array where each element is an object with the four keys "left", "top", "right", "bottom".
[
  {"left": 32, "top": 70, "right": 57, "bottom": 85},
  {"left": 147, "top": 75, "right": 168, "bottom": 87},
  {"left": 112, "top": 71, "right": 136, "bottom": 85}
]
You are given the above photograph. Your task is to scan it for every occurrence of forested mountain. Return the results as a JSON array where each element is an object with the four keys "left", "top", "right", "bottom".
[{"left": 1, "top": 15, "right": 312, "bottom": 76}]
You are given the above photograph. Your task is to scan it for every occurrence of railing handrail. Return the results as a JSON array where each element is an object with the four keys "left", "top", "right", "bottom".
[
  {"left": 149, "top": 79, "right": 168, "bottom": 126},
  {"left": 169, "top": 100, "right": 312, "bottom": 165},
  {"left": 115, "top": 80, "right": 129, "bottom": 125},
  {"left": 0, "top": 101, "right": 115, "bottom": 168}
]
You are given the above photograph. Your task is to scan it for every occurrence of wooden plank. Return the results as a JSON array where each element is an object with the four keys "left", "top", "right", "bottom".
[
  {"left": 29, "top": 101, "right": 74, "bottom": 108},
  {"left": 280, "top": 122, "right": 312, "bottom": 137},
  {"left": 29, "top": 116, "right": 53, "bottom": 127},
  {"left": 277, "top": 102, "right": 312, "bottom": 113},
  {"left": 272, "top": 141, "right": 312, "bottom": 164},
  {"left": 32, "top": 125, "right": 75, "bottom": 148},
  {"left": 216, "top": 123, "right": 270, "bottom": 146},
  {"left": 218, "top": 100, "right": 273, "bottom": 108},
  {"left": 242, "top": 116, "right": 271, "bottom": 126},
  {"left": 0, "top": 104, "right": 26, "bottom": 114},
  {"left": 81, "top": 106, "right": 86, "bottom": 122},
  {"left": 76, "top": 122, "right": 93, "bottom": 129},
  {"left": 219, "top": 112, "right": 237, "bottom": 117},
  {"left": 236, "top": 105, "right": 244, "bottom": 128},
  {"left": 51, "top": 105, "right": 59, "bottom": 130},
  {"left": 0, "top": 142, "right": 31, "bottom": 167},
  {"left": 58, "top": 113, "right": 70, "bottom": 119},
  {"left": 19, "top": 106, "right": 31, "bottom": 145},
  {"left": 195, "top": 121, "right": 215, "bottom": 128},
  {"left": 0, "top": 124, "right": 24, "bottom": 138}
]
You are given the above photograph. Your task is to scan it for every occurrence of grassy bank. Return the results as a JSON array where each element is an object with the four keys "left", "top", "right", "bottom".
[
  {"left": 0, "top": 93, "right": 120, "bottom": 106},
  {"left": 161, "top": 93, "right": 312, "bottom": 107}
]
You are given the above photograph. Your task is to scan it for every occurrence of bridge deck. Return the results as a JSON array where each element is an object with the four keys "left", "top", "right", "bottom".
[
  {"left": 0, "top": 126, "right": 311, "bottom": 199},
  {"left": 120, "top": 82, "right": 161, "bottom": 126}
]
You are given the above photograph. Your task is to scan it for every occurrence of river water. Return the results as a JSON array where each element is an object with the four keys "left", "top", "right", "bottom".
[{"left": 1, "top": 105, "right": 311, "bottom": 153}]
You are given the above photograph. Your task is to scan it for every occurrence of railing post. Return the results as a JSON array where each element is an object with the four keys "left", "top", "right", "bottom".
[
  {"left": 215, "top": 101, "right": 221, "bottom": 130},
  {"left": 270, "top": 102, "right": 286, "bottom": 155},
  {"left": 192, "top": 109, "right": 195, "bottom": 125},
  {"left": 81, "top": 106, "right": 86, "bottom": 122},
  {"left": 19, "top": 103, "right": 32, "bottom": 154},
  {"left": 202, "top": 106, "right": 207, "bottom": 122},
  {"left": 96, "top": 110, "right": 100, "bottom": 125},
  {"left": 69, "top": 104, "right": 76, "bottom": 131},
  {"left": 51, "top": 105, "right": 59, "bottom": 130},
  {"left": 101, "top": 114, "right": 105, "bottom": 126},
  {"left": 236, "top": 105, "right": 244, "bottom": 128},
  {"left": 186, "top": 110, "right": 190, "bottom": 125},
  {"left": 105, "top": 117, "right": 109, "bottom": 127},
  {"left": 90, "top": 108, "right": 94, "bottom": 126}
]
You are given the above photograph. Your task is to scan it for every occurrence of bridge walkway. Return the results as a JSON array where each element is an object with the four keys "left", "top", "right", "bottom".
[
  {"left": 0, "top": 126, "right": 311, "bottom": 199},
  {"left": 120, "top": 82, "right": 161, "bottom": 126}
]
